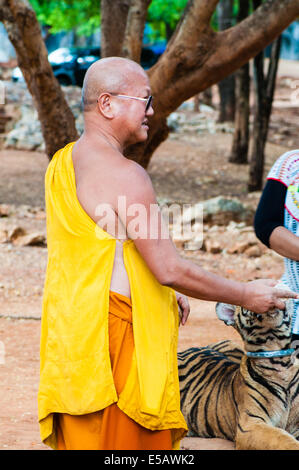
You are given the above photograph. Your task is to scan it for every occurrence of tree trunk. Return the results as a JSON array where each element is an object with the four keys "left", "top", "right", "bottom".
[
  {"left": 248, "top": 50, "right": 265, "bottom": 192},
  {"left": 217, "top": 0, "right": 235, "bottom": 122},
  {"left": 201, "top": 88, "right": 213, "bottom": 107},
  {"left": 193, "top": 94, "right": 199, "bottom": 112},
  {"left": 122, "top": 0, "right": 152, "bottom": 62},
  {"left": 229, "top": 0, "right": 250, "bottom": 164},
  {"left": 0, "top": 0, "right": 78, "bottom": 158},
  {"left": 194, "top": 89, "right": 213, "bottom": 112},
  {"left": 248, "top": 34, "right": 281, "bottom": 191},
  {"left": 229, "top": 62, "right": 250, "bottom": 163},
  {"left": 100, "top": 0, "right": 130, "bottom": 57},
  {"left": 217, "top": 76, "right": 235, "bottom": 122}
]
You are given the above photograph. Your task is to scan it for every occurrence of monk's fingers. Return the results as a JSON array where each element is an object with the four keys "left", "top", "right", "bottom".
[
  {"left": 181, "top": 310, "right": 189, "bottom": 325},
  {"left": 262, "top": 279, "right": 277, "bottom": 287},
  {"left": 273, "top": 289, "right": 299, "bottom": 300},
  {"left": 273, "top": 298, "right": 287, "bottom": 311},
  {"left": 178, "top": 300, "right": 190, "bottom": 326},
  {"left": 270, "top": 289, "right": 298, "bottom": 311},
  {"left": 178, "top": 304, "right": 183, "bottom": 322},
  {"left": 182, "top": 305, "right": 190, "bottom": 326}
]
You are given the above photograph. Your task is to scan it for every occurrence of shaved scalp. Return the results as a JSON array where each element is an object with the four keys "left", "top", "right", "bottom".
[{"left": 82, "top": 57, "right": 147, "bottom": 112}]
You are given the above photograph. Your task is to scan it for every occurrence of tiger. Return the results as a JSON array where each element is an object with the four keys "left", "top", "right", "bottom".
[{"left": 178, "top": 301, "right": 299, "bottom": 450}]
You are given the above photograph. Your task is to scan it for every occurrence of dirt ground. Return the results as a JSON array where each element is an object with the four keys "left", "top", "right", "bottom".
[{"left": 0, "top": 62, "right": 298, "bottom": 451}]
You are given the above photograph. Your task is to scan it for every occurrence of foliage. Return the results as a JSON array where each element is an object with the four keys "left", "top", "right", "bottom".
[
  {"left": 29, "top": 0, "right": 100, "bottom": 36},
  {"left": 147, "top": 0, "right": 187, "bottom": 39},
  {"left": 30, "top": 0, "right": 190, "bottom": 41},
  {"left": 29, "top": 0, "right": 255, "bottom": 40}
]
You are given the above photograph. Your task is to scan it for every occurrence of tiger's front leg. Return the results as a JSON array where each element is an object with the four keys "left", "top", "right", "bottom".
[{"left": 235, "top": 420, "right": 299, "bottom": 450}]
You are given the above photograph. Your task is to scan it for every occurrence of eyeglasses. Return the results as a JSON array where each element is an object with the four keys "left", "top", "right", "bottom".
[{"left": 109, "top": 93, "right": 153, "bottom": 111}]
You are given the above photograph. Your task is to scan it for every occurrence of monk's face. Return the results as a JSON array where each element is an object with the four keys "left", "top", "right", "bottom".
[{"left": 117, "top": 69, "right": 154, "bottom": 147}]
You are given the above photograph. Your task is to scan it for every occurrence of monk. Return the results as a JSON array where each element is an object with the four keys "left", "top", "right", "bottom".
[{"left": 38, "top": 57, "right": 298, "bottom": 451}]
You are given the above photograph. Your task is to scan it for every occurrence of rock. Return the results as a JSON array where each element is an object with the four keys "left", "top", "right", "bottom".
[
  {"left": 4, "top": 106, "right": 44, "bottom": 151},
  {"left": 227, "top": 241, "right": 252, "bottom": 255},
  {"left": 12, "top": 232, "right": 46, "bottom": 247},
  {"left": 244, "top": 245, "right": 261, "bottom": 258},
  {"left": 240, "top": 226, "right": 254, "bottom": 233},
  {"left": 7, "top": 226, "right": 26, "bottom": 242},
  {"left": 0, "top": 229, "right": 7, "bottom": 243},
  {"left": 245, "top": 232, "right": 259, "bottom": 245},
  {"left": 178, "top": 101, "right": 194, "bottom": 111},
  {"left": 179, "top": 196, "right": 254, "bottom": 227},
  {"left": 196, "top": 176, "right": 217, "bottom": 185},
  {"left": 184, "top": 236, "right": 204, "bottom": 251},
  {"left": 215, "top": 122, "right": 234, "bottom": 134},
  {"left": 204, "top": 239, "right": 222, "bottom": 254},
  {"left": 202, "top": 197, "right": 254, "bottom": 225},
  {"left": 34, "top": 210, "right": 46, "bottom": 220},
  {"left": 268, "top": 250, "right": 284, "bottom": 260},
  {"left": 2, "top": 82, "right": 83, "bottom": 151},
  {"left": 199, "top": 103, "right": 214, "bottom": 114},
  {"left": 167, "top": 112, "right": 186, "bottom": 132},
  {"left": 173, "top": 239, "right": 185, "bottom": 250},
  {"left": 207, "top": 225, "right": 221, "bottom": 233},
  {"left": 0, "top": 204, "right": 9, "bottom": 217}
]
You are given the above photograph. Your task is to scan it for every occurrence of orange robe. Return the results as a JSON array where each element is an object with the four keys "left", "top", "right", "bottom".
[{"left": 55, "top": 291, "right": 173, "bottom": 450}]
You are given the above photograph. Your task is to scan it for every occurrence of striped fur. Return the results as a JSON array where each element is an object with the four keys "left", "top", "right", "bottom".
[{"left": 178, "top": 304, "right": 299, "bottom": 450}]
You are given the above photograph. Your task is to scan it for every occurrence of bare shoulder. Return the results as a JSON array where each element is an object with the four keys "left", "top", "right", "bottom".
[
  {"left": 118, "top": 158, "right": 156, "bottom": 202},
  {"left": 121, "top": 158, "right": 150, "bottom": 181},
  {"left": 73, "top": 138, "right": 156, "bottom": 212}
]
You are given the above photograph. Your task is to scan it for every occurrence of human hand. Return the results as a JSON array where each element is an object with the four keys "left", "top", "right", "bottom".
[
  {"left": 176, "top": 292, "right": 190, "bottom": 325},
  {"left": 241, "top": 279, "right": 299, "bottom": 313}
]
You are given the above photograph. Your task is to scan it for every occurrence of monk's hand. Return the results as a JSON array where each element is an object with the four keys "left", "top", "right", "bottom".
[
  {"left": 241, "top": 279, "right": 299, "bottom": 313},
  {"left": 176, "top": 292, "right": 190, "bottom": 325}
]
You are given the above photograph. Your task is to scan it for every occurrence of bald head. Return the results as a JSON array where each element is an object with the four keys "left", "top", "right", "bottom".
[{"left": 82, "top": 57, "right": 147, "bottom": 112}]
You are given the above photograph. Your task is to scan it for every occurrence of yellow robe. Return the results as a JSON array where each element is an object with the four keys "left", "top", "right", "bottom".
[
  {"left": 56, "top": 290, "right": 174, "bottom": 450},
  {"left": 38, "top": 142, "right": 187, "bottom": 449}
]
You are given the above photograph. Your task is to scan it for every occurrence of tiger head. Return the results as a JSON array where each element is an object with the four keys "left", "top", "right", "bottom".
[{"left": 216, "top": 300, "right": 293, "bottom": 352}]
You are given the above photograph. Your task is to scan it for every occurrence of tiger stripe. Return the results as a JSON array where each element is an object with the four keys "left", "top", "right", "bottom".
[{"left": 178, "top": 305, "right": 299, "bottom": 449}]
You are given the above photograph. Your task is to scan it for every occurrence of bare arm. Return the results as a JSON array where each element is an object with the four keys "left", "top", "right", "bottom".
[
  {"left": 269, "top": 226, "right": 299, "bottom": 262},
  {"left": 116, "top": 163, "right": 298, "bottom": 314},
  {"left": 254, "top": 179, "right": 299, "bottom": 262}
]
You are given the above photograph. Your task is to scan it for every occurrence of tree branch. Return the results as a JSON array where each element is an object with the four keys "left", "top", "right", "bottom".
[
  {"left": 149, "top": 0, "right": 299, "bottom": 117},
  {"left": 214, "top": 0, "right": 299, "bottom": 80},
  {"left": 169, "top": 0, "right": 220, "bottom": 46}
]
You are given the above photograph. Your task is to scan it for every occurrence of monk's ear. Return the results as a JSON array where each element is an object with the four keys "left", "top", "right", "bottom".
[
  {"left": 216, "top": 303, "right": 236, "bottom": 326},
  {"left": 97, "top": 93, "right": 115, "bottom": 119}
]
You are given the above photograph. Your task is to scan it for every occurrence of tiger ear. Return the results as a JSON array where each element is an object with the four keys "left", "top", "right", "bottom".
[{"left": 216, "top": 303, "right": 236, "bottom": 326}]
